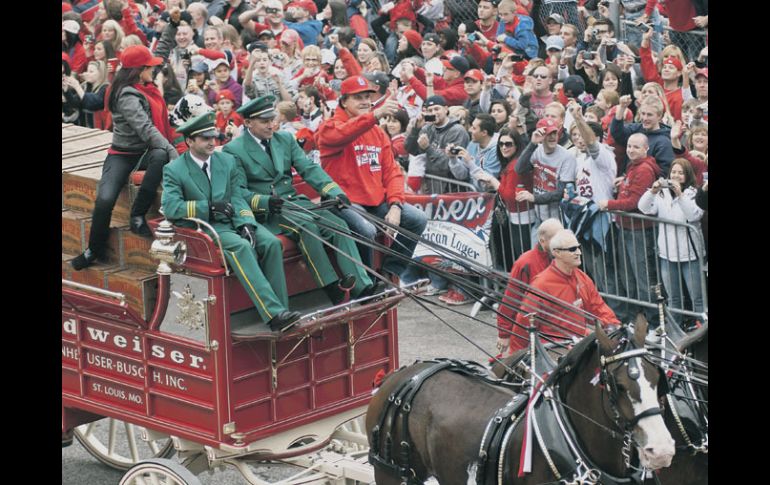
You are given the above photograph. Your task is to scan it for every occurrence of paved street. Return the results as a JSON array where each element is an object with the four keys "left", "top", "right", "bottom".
[{"left": 62, "top": 294, "right": 499, "bottom": 484}]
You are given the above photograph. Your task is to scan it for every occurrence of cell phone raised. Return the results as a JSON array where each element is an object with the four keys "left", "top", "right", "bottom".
[
  {"left": 638, "top": 23, "right": 651, "bottom": 33},
  {"left": 424, "top": 114, "right": 437, "bottom": 122}
]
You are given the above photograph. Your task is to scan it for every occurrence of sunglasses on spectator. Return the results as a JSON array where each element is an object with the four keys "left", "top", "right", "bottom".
[
  {"left": 532, "top": 73, "right": 549, "bottom": 79},
  {"left": 265, "top": 7, "right": 280, "bottom": 14},
  {"left": 498, "top": 141, "right": 515, "bottom": 147},
  {"left": 554, "top": 245, "right": 581, "bottom": 252},
  {"left": 304, "top": 57, "right": 320, "bottom": 62}
]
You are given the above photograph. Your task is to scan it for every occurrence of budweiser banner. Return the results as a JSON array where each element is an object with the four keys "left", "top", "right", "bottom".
[{"left": 405, "top": 192, "right": 496, "bottom": 271}]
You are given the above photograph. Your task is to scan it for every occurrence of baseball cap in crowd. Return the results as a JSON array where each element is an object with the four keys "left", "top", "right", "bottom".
[
  {"left": 442, "top": 56, "right": 470, "bottom": 74},
  {"left": 287, "top": 0, "right": 318, "bottom": 16},
  {"left": 320, "top": 48, "right": 337, "bottom": 65},
  {"left": 207, "top": 57, "right": 231, "bottom": 71},
  {"left": 62, "top": 2, "right": 73, "bottom": 13},
  {"left": 62, "top": 20, "right": 80, "bottom": 35},
  {"left": 563, "top": 75, "right": 585, "bottom": 98},
  {"left": 280, "top": 29, "right": 301, "bottom": 46},
  {"left": 340, "top": 75, "right": 377, "bottom": 96},
  {"left": 662, "top": 56, "right": 683, "bottom": 71},
  {"left": 547, "top": 13, "right": 565, "bottom": 25},
  {"left": 159, "top": 11, "right": 171, "bottom": 22},
  {"left": 403, "top": 30, "right": 423, "bottom": 51},
  {"left": 238, "top": 94, "right": 278, "bottom": 119},
  {"left": 536, "top": 117, "right": 560, "bottom": 135},
  {"left": 121, "top": 45, "right": 163, "bottom": 68},
  {"left": 545, "top": 35, "right": 564, "bottom": 51},
  {"left": 695, "top": 68, "right": 708, "bottom": 79},
  {"left": 464, "top": 69, "right": 485, "bottom": 82},
  {"left": 258, "top": 29, "right": 276, "bottom": 39},
  {"left": 423, "top": 33, "right": 441, "bottom": 45},
  {"left": 424, "top": 95, "right": 447, "bottom": 107},
  {"left": 246, "top": 41, "right": 269, "bottom": 52},
  {"left": 216, "top": 89, "right": 236, "bottom": 103},
  {"left": 190, "top": 62, "right": 209, "bottom": 74},
  {"left": 364, "top": 71, "right": 390, "bottom": 95}
]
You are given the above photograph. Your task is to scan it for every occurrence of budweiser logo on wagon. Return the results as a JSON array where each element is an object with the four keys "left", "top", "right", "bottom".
[{"left": 62, "top": 317, "right": 207, "bottom": 370}]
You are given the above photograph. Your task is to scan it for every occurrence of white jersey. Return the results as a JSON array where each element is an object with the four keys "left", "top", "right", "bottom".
[{"left": 568, "top": 141, "right": 617, "bottom": 203}]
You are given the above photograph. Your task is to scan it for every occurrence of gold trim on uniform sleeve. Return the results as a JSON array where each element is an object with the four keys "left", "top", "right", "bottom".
[
  {"left": 239, "top": 210, "right": 252, "bottom": 217},
  {"left": 251, "top": 194, "right": 262, "bottom": 212},
  {"left": 320, "top": 182, "right": 339, "bottom": 195}
]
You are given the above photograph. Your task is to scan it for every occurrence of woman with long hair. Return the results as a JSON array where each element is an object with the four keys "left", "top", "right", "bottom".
[
  {"left": 65, "top": 60, "right": 112, "bottom": 130},
  {"left": 71, "top": 46, "right": 179, "bottom": 271},
  {"left": 474, "top": 127, "right": 534, "bottom": 270},
  {"left": 100, "top": 19, "right": 125, "bottom": 55},
  {"left": 638, "top": 158, "right": 705, "bottom": 326}
]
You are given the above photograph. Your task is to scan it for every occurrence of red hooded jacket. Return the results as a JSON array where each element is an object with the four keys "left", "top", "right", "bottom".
[
  {"left": 408, "top": 68, "right": 469, "bottom": 106},
  {"left": 606, "top": 155, "right": 661, "bottom": 229},
  {"left": 316, "top": 107, "right": 405, "bottom": 206}
]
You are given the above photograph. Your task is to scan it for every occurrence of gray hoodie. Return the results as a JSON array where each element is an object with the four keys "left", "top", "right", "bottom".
[
  {"left": 110, "top": 86, "right": 177, "bottom": 160},
  {"left": 405, "top": 117, "right": 470, "bottom": 180}
]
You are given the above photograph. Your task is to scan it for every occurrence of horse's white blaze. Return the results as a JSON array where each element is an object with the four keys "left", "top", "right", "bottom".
[
  {"left": 466, "top": 462, "right": 478, "bottom": 484},
  {"left": 628, "top": 357, "right": 675, "bottom": 470}
]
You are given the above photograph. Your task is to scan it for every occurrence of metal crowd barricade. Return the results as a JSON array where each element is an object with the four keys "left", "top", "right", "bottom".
[
  {"left": 489, "top": 199, "right": 707, "bottom": 324},
  {"left": 421, "top": 174, "right": 477, "bottom": 195}
]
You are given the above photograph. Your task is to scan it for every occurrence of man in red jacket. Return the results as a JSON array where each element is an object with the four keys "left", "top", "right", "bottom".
[
  {"left": 317, "top": 75, "right": 428, "bottom": 283},
  {"left": 514, "top": 229, "right": 620, "bottom": 347},
  {"left": 597, "top": 133, "right": 662, "bottom": 323},
  {"left": 497, "top": 218, "right": 563, "bottom": 355},
  {"left": 400, "top": 56, "right": 471, "bottom": 106}
]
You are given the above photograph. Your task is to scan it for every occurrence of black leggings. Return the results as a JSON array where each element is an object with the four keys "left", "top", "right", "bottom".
[{"left": 88, "top": 148, "right": 169, "bottom": 255}]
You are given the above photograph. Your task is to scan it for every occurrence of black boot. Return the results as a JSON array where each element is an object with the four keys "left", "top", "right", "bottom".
[
  {"left": 267, "top": 310, "right": 302, "bottom": 333},
  {"left": 130, "top": 215, "right": 153, "bottom": 237},
  {"left": 358, "top": 280, "right": 388, "bottom": 299},
  {"left": 324, "top": 274, "right": 356, "bottom": 305},
  {"left": 71, "top": 248, "right": 101, "bottom": 271}
]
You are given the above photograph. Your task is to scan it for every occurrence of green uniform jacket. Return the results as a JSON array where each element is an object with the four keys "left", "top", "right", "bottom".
[
  {"left": 161, "top": 150, "right": 256, "bottom": 231},
  {"left": 223, "top": 130, "right": 345, "bottom": 227}
]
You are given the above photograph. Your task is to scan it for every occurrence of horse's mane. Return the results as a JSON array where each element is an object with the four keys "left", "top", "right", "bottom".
[
  {"left": 545, "top": 332, "right": 598, "bottom": 386},
  {"left": 676, "top": 321, "right": 708, "bottom": 353}
]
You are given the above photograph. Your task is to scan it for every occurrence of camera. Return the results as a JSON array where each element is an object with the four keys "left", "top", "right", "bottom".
[
  {"left": 265, "top": 7, "right": 280, "bottom": 14},
  {"left": 467, "top": 33, "right": 478, "bottom": 42},
  {"left": 592, "top": 28, "right": 599, "bottom": 37},
  {"left": 583, "top": 51, "right": 596, "bottom": 60},
  {"left": 491, "top": 45, "right": 502, "bottom": 55},
  {"left": 449, "top": 147, "right": 461, "bottom": 155},
  {"left": 179, "top": 49, "right": 191, "bottom": 61},
  {"left": 694, "top": 59, "right": 708, "bottom": 69},
  {"left": 638, "top": 23, "right": 651, "bottom": 33},
  {"left": 85, "top": 34, "right": 94, "bottom": 43},
  {"left": 509, "top": 52, "right": 524, "bottom": 62},
  {"left": 424, "top": 114, "right": 437, "bottom": 122},
  {"left": 658, "top": 179, "right": 672, "bottom": 188}
]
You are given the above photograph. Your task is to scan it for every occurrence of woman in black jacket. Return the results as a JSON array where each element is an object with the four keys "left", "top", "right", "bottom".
[{"left": 72, "top": 45, "right": 178, "bottom": 271}]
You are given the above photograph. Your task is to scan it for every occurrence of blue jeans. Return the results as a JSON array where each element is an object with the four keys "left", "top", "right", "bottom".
[
  {"left": 338, "top": 202, "right": 428, "bottom": 280},
  {"left": 659, "top": 259, "right": 704, "bottom": 324},
  {"left": 618, "top": 227, "right": 659, "bottom": 323}
]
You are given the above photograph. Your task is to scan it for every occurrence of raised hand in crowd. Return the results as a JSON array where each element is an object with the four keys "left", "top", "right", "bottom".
[
  {"left": 417, "top": 133, "right": 431, "bottom": 150},
  {"left": 616, "top": 95, "right": 633, "bottom": 119},
  {"left": 530, "top": 127, "right": 546, "bottom": 145},
  {"left": 670, "top": 120, "right": 684, "bottom": 149},
  {"left": 373, "top": 99, "right": 400, "bottom": 120},
  {"left": 693, "top": 16, "right": 708, "bottom": 28},
  {"left": 399, "top": 62, "right": 415, "bottom": 82}
]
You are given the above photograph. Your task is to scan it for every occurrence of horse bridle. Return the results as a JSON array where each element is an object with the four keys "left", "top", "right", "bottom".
[{"left": 599, "top": 338, "right": 664, "bottom": 434}]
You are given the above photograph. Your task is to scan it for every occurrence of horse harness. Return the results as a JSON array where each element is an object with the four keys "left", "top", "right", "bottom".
[
  {"left": 368, "top": 358, "right": 521, "bottom": 485},
  {"left": 369, "top": 332, "right": 667, "bottom": 485}
]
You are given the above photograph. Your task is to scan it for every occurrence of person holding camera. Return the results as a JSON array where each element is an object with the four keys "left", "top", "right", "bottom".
[{"left": 637, "top": 158, "right": 704, "bottom": 326}]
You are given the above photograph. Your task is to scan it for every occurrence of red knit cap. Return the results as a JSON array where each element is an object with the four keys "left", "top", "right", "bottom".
[{"left": 403, "top": 30, "right": 423, "bottom": 52}]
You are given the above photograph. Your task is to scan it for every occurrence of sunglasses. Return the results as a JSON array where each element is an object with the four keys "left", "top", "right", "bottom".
[
  {"left": 532, "top": 74, "right": 549, "bottom": 79},
  {"left": 498, "top": 141, "right": 515, "bottom": 148},
  {"left": 554, "top": 245, "right": 581, "bottom": 253}
]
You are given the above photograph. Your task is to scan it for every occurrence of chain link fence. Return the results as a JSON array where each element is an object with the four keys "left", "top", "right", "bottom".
[{"left": 618, "top": 19, "right": 707, "bottom": 62}]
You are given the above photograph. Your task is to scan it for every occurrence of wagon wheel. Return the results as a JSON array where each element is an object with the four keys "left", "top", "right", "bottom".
[
  {"left": 75, "top": 418, "right": 175, "bottom": 471},
  {"left": 119, "top": 458, "right": 201, "bottom": 485}
]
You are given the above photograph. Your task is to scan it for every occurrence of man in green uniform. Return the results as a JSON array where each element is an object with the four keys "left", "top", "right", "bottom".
[
  {"left": 224, "top": 95, "right": 385, "bottom": 301},
  {"left": 161, "top": 112, "right": 301, "bottom": 334}
]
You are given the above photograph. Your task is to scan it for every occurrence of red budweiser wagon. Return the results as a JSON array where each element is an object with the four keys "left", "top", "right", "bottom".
[{"left": 62, "top": 124, "right": 410, "bottom": 484}]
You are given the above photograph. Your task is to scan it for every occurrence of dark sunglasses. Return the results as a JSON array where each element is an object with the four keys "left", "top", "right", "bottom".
[
  {"left": 265, "top": 7, "right": 280, "bottom": 14},
  {"left": 532, "top": 74, "right": 549, "bottom": 79},
  {"left": 498, "top": 141, "right": 515, "bottom": 147},
  {"left": 555, "top": 245, "right": 581, "bottom": 252}
]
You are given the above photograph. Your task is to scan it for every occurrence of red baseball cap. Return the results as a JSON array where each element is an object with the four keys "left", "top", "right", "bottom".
[
  {"left": 695, "top": 67, "right": 708, "bottom": 79},
  {"left": 403, "top": 30, "right": 423, "bottom": 52},
  {"left": 662, "top": 56, "right": 683, "bottom": 71},
  {"left": 340, "top": 75, "right": 376, "bottom": 96},
  {"left": 536, "top": 117, "right": 560, "bottom": 135},
  {"left": 287, "top": 0, "right": 318, "bottom": 17},
  {"left": 121, "top": 45, "right": 163, "bottom": 69},
  {"left": 217, "top": 89, "right": 236, "bottom": 103},
  {"left": 464, "top": 69, "right": 484, "bottom": 82}
]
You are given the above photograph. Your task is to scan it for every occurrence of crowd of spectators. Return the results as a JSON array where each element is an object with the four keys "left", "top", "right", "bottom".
[{"left": 62, "top": 0, "right": 708, "bottom": 324}]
